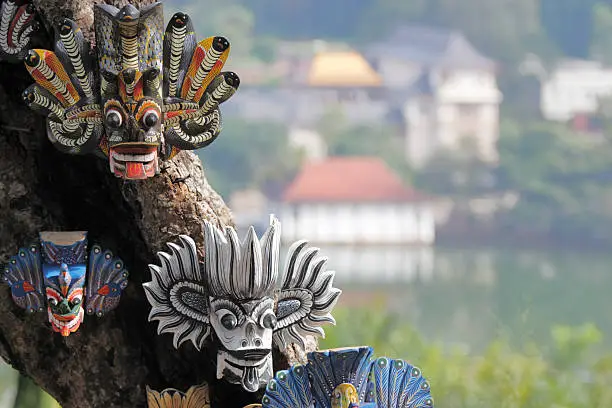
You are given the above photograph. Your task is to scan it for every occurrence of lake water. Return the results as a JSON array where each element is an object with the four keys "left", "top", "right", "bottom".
[{"left": 309, "top": 244, "right": 612, "bottom": 353}]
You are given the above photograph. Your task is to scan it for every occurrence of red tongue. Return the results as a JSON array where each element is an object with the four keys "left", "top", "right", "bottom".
[{"left": 126, "top": 162, "right": 146, "bottom": 179}]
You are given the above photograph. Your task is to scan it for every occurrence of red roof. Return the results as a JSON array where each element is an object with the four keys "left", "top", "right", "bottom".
[{"left": 283, "top": 157, "right": 427, "bottom": 203}]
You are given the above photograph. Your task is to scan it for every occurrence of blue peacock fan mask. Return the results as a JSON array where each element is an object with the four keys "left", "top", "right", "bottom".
[
  {"left": 7, "top": 1, "right": 239, "bottom": 180},
  {"left": 259, "top": 346, "right": 434, "bottom": 408},
  {"left": 3, "top": 231, "right": 129, "bottom": 336}
]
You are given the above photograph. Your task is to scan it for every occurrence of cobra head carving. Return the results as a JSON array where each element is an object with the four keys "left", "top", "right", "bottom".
[
  {"left": 20, "top": 2, "right": 240, "bottom": 180},
  {"left": 143, "top": 216, "right": 341, "bottom": 392},
  {"left": 0, "top": 0, "right": 38, "bottom": 62},
  {"left": 95, "top": 3, "right": 164, "bottom": 179}
]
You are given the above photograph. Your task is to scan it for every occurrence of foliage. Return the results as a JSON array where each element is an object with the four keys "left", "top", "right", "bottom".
[
  {"left": 541, "top": 0, "right": 599, "bottom": 59},
  {"left": 412, "top": 117, "right": 612, "bottom": 245},
  {"left": 165, "top": 0, "right": 609, "bottom": 66},
  {"left": 198, "top": 118, "right": 302, "bottom": 199},
  {"left": 6, "top": 306, "right": 611, "bottom": 407},
  {"left": 218, "top": 0, "right": 604, "bottom": 65},
  {"left": 166, "top": 0, "right": 612, "bottom": 244},
  {"left": 0, "top": 365, "right": 59, "bottom": 408},
  {"left": 164, "top": 0, "right": 255, "bottom": 58},
  {"left": 317, "top": 109, "right": 412, "bottom": 181},
  {"left": 413, "top": 137, "right": 497, "bottom": 198},
  {"left": 321, "top": 306, "right": 612, "bottom": 408},
  {"left": 590, "top": 2, "right": 612, "bottom": 64},
  {"left": 12, "top": 377, "right": 59, "bottom": 408},
  {"left": 495, "top": 119, "right": 612, "bottom": 243}
]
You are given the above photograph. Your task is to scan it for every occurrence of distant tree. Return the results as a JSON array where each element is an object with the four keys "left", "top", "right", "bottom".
[
  {"left": 251, "top": 36, "right": 277, "bottom": 63},
  {"left": 497, "top": 119, "right": 612, "bottom": 243},
  {"left": 12, "top": 377, "right": 58, "bottom": 408},
  {"left": 248, "top": 0, "right": 372, "bottom": 40},
  {"left": 198, "top": 118, "right": 302, "bottom": 199},
  {"left": 316, "top": 109, "right": 412, "bottom": 180},
  {"left": 413, "top": 137, "right": 497, "bottom": 198},
  {"left": 541, "top": 0, "right": 597, "bottom": 59},
  {"left": 355, "top": 0, "right": 427, "bottom": 39},
  {"left": 165, "top": 1, "right": 255, "bottom": 58},
  {"left": 590, "top": 2, "right": 612, "bottom": 64}
]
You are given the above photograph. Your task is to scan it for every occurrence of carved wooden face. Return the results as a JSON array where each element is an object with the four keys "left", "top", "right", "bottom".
[
  {"left": 102, "top": 67, "right": 163, "bottom": 179},
  {"left": 96, "top": 3, "right": 165, "bottom": 180},
  {"left": 43, "top": 263, "right": 85, "bottom": 337},
  {"left": 144, "top": 219, "right": 341, "bottom": 393},
  {"left": 20, "top": 2, "right": 241, "bottom": 180},
  {"left": 209, "top": 297, "right": 276, "bottom": 392}
]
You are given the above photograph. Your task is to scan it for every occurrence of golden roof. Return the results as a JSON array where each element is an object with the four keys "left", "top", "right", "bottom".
[{"left": 307, "top": 51, "right": 382, "bottom": 87}]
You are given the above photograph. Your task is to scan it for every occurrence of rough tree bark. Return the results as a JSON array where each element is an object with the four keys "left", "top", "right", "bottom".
[{"left": 0, "top": 1, "right": 313, "bottom": 407}]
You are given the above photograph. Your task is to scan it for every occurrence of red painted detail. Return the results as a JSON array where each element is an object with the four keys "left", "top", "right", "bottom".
[
  {"left": 126, "top": 162, "right": 146, "bottom": 179},
  {"left": 22, "top": 281, "right": 35, "bottom": 292}
]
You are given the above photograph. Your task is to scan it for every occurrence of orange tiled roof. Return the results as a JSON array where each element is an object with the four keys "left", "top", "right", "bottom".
[{"left": 283, "top": 157, "right": 426, "bottom": 203}]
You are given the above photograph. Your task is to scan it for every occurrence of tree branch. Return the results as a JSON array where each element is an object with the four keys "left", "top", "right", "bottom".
[{"left": 0, "top": 1, "right": 313, "bottom": 407}]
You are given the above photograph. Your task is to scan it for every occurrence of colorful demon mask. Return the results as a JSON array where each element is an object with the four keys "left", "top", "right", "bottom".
[
  {"left": 259, "top": 347, "right": 434, "bottom": 408},
  {"left": 143, "top": 216, "right": 341, "bottom": 392},
  {"left": 0, "top": 0, "right": 37, "bottom": 62},
  {"left": 3, "top": 231, "right": 129, "bottom": 336},
  {"left": 21, "top": 2, "right": 239, "bottom": 180}
]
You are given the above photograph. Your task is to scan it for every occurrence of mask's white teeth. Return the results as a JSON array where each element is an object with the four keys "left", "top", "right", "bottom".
[
  {"left": 143, "top": 151, "right": 156, "bottom": 162},
  {"left": 48, "top": 309, "right": 83, "bottom": 330},
  {"left": 223, "top": 350, "right": 270, "bottom": 367},
  {"left": 111, "top": 150, "right": 157, "bottom": 163},
  {"left": 109, "top": 153, "right": 116, "bottom": 173},
  {"left": 112, "top": 161, "right": 126, "bottom": 171}
]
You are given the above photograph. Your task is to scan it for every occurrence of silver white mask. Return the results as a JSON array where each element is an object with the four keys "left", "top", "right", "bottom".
[{"left": 143, "top": 216, "right": 341, "bottom": 392}]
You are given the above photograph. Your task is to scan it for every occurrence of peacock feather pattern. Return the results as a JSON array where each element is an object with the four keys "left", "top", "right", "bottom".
[
  {"left": 2, "top": 232, "right": 129, "bottom": 336},
  {"left": 368, "top": 357, "right": 433, "bottom": 408},
  {"left": 19, "top": 2, "right": 239, "bottom": 180},
  {"left": 261, "top": 347, "right": 434, "bottom": 408}
]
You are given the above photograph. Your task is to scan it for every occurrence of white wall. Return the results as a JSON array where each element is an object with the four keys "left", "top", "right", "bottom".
[
  {"left": 281, "top": 202, "right": 436, "bottom": 245},
  {"left": 541, "top": 60, "right": 612, "bottom": 121},
  {"left": 404, "top": 69, "right": 501, "bottom": 167},
  {"left": 436, "top": 69, "right": 502, "bottom": 104}
]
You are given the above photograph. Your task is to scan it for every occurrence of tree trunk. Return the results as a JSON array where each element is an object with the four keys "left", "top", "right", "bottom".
[{"left": 0, "top": 1, "right": 310, "bottom": 407}]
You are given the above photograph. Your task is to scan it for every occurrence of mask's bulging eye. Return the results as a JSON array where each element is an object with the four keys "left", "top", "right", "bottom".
[
  {"left": 260, "top": 310, "right": 277, "bottom": 330},
  {"left": 47, "top": 298, "right": 58, "bottom": 306},
  {"left": 142, "top": 109, "right": 159, "bottom": 128},
  {"left": 106, "top": 109, "right": 123, "bottom": 128},
  {"left": 217, "top": 309, "right": 238, "bottom": 330},
  {"left": 70, "top": 294, "right": 83, "bottom": 306}
]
